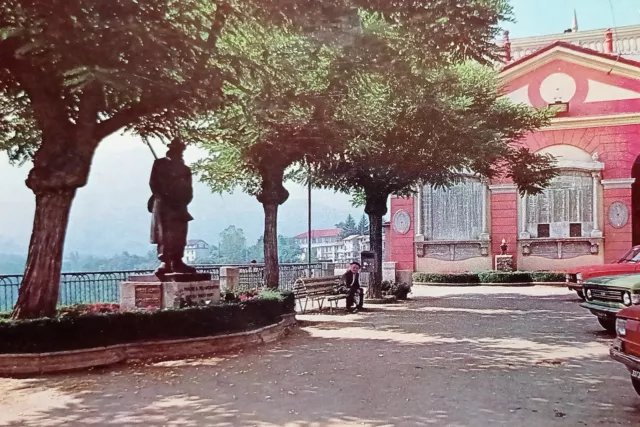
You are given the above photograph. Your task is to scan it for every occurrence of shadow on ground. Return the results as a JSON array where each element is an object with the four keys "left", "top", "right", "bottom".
[{"left": 0, "top": 286, "right": 639, "bottom": 427}]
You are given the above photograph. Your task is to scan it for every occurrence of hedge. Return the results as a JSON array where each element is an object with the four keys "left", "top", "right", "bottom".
[
  {"left": 0, "top": 292, "right": 295, "bottom": 354},
  {"left": 413, "top": 271, "right": 565, "bottom": 284},
  {"left": 412, "top": 273, "right": 481, "bottom": 284}
]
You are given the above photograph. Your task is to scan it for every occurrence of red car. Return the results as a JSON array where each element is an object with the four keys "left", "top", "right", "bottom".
[
  {"left": 610, "top": 305, "right": 640, "bottom": 396},
  {"left": 566, "top": 246, "right": 640, "bottom": 299}
]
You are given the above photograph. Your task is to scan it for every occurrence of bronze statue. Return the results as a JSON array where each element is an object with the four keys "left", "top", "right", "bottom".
[
  {"left": 500, "top": 239, "right": 508, "bottom": 255},
  {"left": 148, "top": 138, "right": 197, "bottom": 276}
]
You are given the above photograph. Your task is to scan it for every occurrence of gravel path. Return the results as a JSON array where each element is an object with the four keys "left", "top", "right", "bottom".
[{"left": 0, "top": 286, "right": 639, "bottom": 426}]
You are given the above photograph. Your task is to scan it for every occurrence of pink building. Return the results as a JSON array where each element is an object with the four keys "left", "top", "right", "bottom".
[{"left": 388, "top": 25, "right": 640, "bottom": 278}]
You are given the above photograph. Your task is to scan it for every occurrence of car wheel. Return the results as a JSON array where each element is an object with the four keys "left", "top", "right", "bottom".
[
  {"left": 632, "top": 378, "right": 640, "bottom": 396},
  {"left": 597, "top": 318, "right": 616, "bottom": 333},
  {"left": 576, "top": 289, "right": 585, "bottom": 299}
]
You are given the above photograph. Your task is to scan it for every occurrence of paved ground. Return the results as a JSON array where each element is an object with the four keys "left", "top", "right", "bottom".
[{"left": 0, "top": 286, "right": 639, "bottom": 427}]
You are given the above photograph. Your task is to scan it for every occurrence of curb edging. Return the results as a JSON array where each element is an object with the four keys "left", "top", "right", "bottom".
[
  {"left": 413, "top": 282, "right": 567, "bottom": 288},
  {"left": 0, "top": 313, "right": 297, "bottom": 377}
]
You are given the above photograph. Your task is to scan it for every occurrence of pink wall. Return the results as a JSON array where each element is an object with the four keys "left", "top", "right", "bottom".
[
  {"left": 490, "top": 192, "right": 519, "bottom": 269},
  {"left": 389, "top": 197, "right": 415, "bottom": 271},
  {"left": 604, "top": 188, "right": 633, "bottom": 263}
]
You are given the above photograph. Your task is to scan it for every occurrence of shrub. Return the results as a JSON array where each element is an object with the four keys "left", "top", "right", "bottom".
[
  {"left": 530, "top": 272, "right": 565, "bottom": 283},
  {"left": 413, "top": 273, "right": 480, "bottom": 284},
  {"left": 413, "top": 271, "right": 566, "bottom": 284},
  {"left": 258, "top": 289, "right": 287, "bottom": 301},
  {"left": 381, "top": 281, "right": 412, "bottom": 300},
  {"left": 477, "top": 271, "right": 531, "bottom": 284},
  {"left": 0, "top": 292, "right": 295, "bottom": 354},
  {"left": 393, "top": 283, "right": 412, "bottom": 300}
]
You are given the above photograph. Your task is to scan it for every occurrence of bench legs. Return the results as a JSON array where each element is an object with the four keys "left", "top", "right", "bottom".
[
  {"left": 297, "top": 296, "right": 346, "bottom": 314},
  {"left": 297, "top": 297, "right": 309, "bottom": 314}
]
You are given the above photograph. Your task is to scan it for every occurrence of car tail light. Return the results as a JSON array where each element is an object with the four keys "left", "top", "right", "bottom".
[{"left": 617, "top": 318, "right": 627, "bottom": 336}]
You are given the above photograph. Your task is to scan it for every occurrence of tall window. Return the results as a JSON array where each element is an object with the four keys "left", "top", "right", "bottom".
[
  {"left": 525, "top": 171, "right": 594, "bottom": 238},
  {"left": 422, "top": 178, "right": 485, "bottom": 241}
]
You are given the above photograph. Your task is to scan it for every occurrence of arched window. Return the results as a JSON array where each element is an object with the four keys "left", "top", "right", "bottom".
[
  {"left": 520, "top": 145, "right": 603, "bottom": 240},
  {"left": 524, "top": 171, "right": 594, "bottom": 238},
  {"left": 421, "top": 177, "right": 487, "bottom": 241}
]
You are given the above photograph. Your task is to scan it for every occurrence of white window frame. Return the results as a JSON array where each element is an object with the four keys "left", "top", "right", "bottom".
[{"left": 519, "top": 159, "right": 604, "bottom": 239}]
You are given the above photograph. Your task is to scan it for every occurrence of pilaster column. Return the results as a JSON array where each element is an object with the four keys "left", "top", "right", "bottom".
[
  {"left": 415, "top": 184, "right": 424, "bottom": 241},
  {"left": 520, "top": 194, "right": 530, "bottom": 239},
  {"left": 479, "top": 180, "right": 490, "bottom": 240},
  {"left": 591, "top": 172, "right": 603, "bottom": 238}
]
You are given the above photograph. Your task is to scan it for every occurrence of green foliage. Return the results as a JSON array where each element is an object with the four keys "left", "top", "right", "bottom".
[
  {"left": 530, "top": 272, "right": 566, "bottom": 283},
  {"left": 0, "top": 0, "right": 242, "bottom": 162},
  {"left": 380, "top": 281, "right": 411, "bottom": 300},
  {"left": 258, "top": 288, "right": 286, "bottom": 301},
  {"left": 413, "top": 271, "right": 566, "bottom": 284},
  {"left": 336, "top": 214, "right": 358, "bottom": 239},
  {"left": 217, "top": 225, "right": 248, "bottom": 264},
  {"left": 246, "top": 235, "right": 304, "bottom": 263},
  {"left": 413, "top": 273, "right": 481, "bottom": 284},
  {"left": 62, "top": 251, "right": 158, "bottom": 272},
  {"left": 357, "top": 214, "right": 369, "bottom": 235},
  {"left": 477, "top": 271, "right": 531, "bottom": 284},
  {"left": 194, "top": 23, "right": 335, "bottom": 201},
  {"left": 0, "top": 294, "right": 294, "bottom": 354}
]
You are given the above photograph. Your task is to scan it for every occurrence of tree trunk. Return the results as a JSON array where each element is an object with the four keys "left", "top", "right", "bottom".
[
  {"left": 364, "top": 190, "right": 389, "bottom": 299},
  {"left": 368, "top": 212, "right": 384, "bottom": 298},
  {"left": 263, "top": 203, "right": 279, "bottom": 289},
  {"left": 12, "top": 190, "right": 76, "bottom": 319},
  {"left": 256, "top": 165, "right": 289, "bottom": 290}
]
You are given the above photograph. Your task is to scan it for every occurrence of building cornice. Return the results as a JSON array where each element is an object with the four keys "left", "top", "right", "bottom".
[
  {"left": 500, "top": 46, "right": 640, "bottom": 83},
  {"left": 544, "top": 112, "right": 640, "bottom": 130},
  {"left": 488, "top": 184, "right": 518, "bottom": 194},
  {"left": 601, "top": 178, "right": 636, "bottom": 189}
]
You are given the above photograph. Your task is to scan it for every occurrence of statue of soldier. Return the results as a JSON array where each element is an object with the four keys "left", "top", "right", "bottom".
[{"left": 148, "top": 138, "right": 197, "bottom": 276}]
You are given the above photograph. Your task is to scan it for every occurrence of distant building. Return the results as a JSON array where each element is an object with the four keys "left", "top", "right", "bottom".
[
  {"left": 295, "top": 228, "right": 343, "bottom": 261},
  {"left": 295, "top": 228, "right": 387, "bottom": 263},
  {"left": 184, "top": 239, "right": 210, "bottom": 263}
]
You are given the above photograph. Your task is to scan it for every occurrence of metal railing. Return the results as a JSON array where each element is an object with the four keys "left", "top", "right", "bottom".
[{"left": 0, "top": 263, "right": 321, "bottom": 312}]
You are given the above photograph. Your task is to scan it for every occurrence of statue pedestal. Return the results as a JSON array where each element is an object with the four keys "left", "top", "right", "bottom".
[
  {"left": 120, "top": 273, "right": 220, "bottom": 310},
  {"left": 495, "top": 255, "right": 514, "bottom": 272}
]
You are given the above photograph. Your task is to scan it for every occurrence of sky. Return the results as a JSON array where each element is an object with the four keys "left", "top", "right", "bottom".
[
  {"left": 505, "top": 0, "right": 640, "bottom": 37},
  {"left": 1, "top": 0, "right": 640, "bottom": 257}
]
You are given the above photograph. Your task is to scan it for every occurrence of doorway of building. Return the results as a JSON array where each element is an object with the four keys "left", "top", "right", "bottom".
[{"left": 633, "top": 156, "right": 640, "bottom": 246}]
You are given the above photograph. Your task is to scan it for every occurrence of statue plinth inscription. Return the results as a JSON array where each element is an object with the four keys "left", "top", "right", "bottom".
[
  {"left": 121, "top": 274, "right": 220, "bottom": 310},
  {"left": 134, "top": 285, "right": 163, "bottom": 309}
]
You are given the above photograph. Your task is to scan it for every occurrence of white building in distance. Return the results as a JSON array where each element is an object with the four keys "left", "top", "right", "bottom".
[{"left": 184, "top": 239, "right": 210, "bottom": 263}]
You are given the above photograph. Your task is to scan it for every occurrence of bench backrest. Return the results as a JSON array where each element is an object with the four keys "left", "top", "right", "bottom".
[{"left": 293, "top": 276, "right": 341, "bottom": 298}]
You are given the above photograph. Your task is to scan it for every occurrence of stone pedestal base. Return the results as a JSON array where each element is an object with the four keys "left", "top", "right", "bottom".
[
  {"left": 396, "top": 270, "right": 413, "bottom": 286},
  {"left": 120, "top": 275, "right": 220, "bottom": 310},
  {"left": 382, "top": 262, "right": 397, "bottom": 283},
  {"left": 495, "top": 255, "right": 514, "bottom": 272}
]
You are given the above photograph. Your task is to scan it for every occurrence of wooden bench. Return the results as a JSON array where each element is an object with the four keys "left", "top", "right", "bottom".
[{"left": 293, "top": 276, "right": 344, "bottom": 314}]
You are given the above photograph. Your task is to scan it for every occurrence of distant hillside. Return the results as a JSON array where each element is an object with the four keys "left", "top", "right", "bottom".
[{"left": 0, "top": 134, "right": 363, "bottom": 258}]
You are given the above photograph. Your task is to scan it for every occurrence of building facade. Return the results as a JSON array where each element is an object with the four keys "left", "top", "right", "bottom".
[
  {"left": 295, "top": 228, "right": 387, "bottom": 262},
  {"left": 184, "top": 239, "right": 210, "bottom": 264},
  {"left": 387, "top": 24, "right": 640, "bottom": 277}
]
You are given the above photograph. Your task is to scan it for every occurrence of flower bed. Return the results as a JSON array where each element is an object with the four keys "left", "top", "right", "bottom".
[
  {"left": 0, "top": 291, "right": 294, "bottom": 354},
  {"left": 413, "top": 271, "right": 565, "bottom": 285}
]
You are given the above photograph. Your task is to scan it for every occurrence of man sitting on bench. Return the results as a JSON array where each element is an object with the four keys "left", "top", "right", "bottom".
[{"left": 341, "top": 261, "right": 365, "bottom": 312}]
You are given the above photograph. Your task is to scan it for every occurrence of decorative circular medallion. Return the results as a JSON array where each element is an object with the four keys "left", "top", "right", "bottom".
[
  {"left": 393, "top": 210, "right": 411, "bottom": 235},
  {"left": 609, "top": 201, "right": 629, "bottom": 229},
  {"left": 540, "top": 73, "right": 577, "bottom": 103}
]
